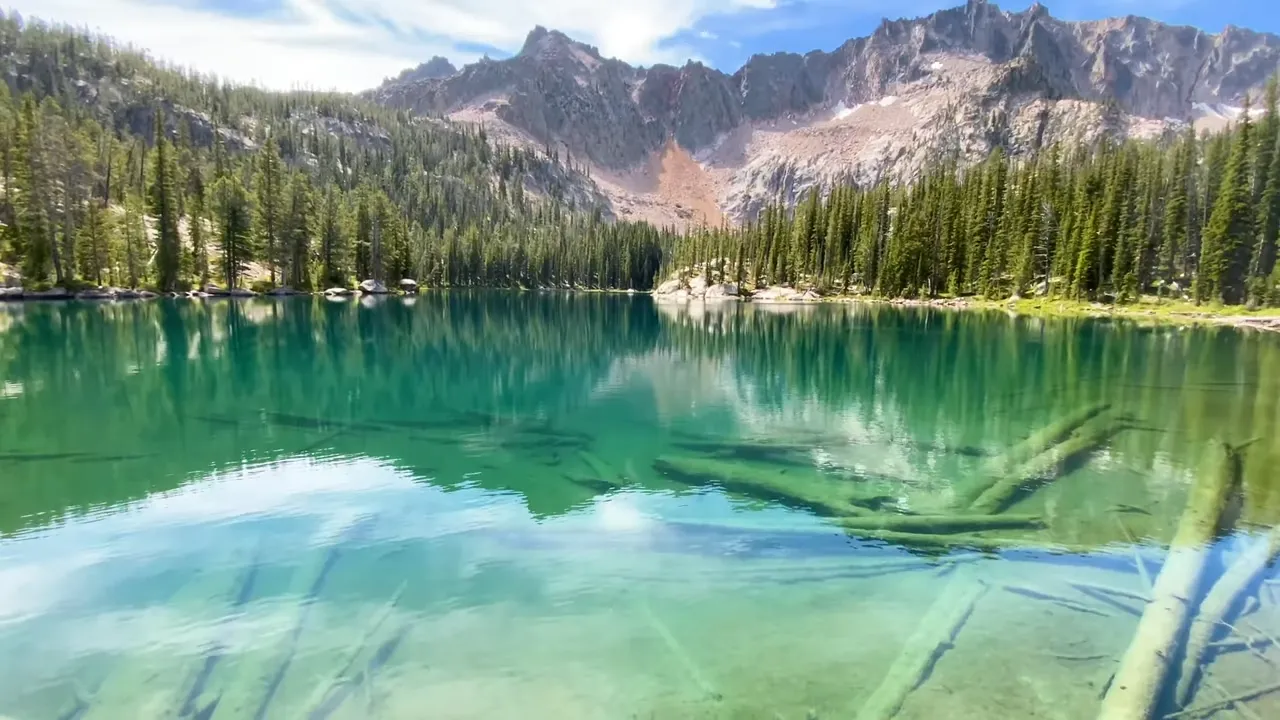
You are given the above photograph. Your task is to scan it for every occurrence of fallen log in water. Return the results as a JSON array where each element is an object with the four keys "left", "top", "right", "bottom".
[
  {"left": 847, "top": 528, "right": 1099, "bottom": 555},
  {"left": 973, "top": 402, "right": 1112, "bottom": 485},
  {"left": 969, "top": 414, "right": 1124, "bottom": 515},
  {"left": 307, "top": 581, "right": 409, "bottom": 720},
  {"left": 1206, "top": 636, "right": 1274, "bottom": 653},
  {"left": 577, "top": 450, "right": 623, "bottom": 484},
  {"left": 1174, "top": 525, "right": 1280, "bottom": 709},
  {"left": 1001, "top": 583, "right": 1112, "bottom": 617},
  {"left": 671, "top": 440, "right": 815, "bottom": 465},
  {"left": 308, "top": 621, "right": 412, "bottom": 720},
  {"left": 853, "top": 570, "right": 987, "bottom": 720},
  {"left": 1096, "top": 441, "right": 1246, "bottom": 720},
  {"left": 1163, "top": 680, "right": 1280, "bottom": 719},
  {"left": 836, "top": 514, "right": 1044, "bottom": 535},
  {"left": 653, "top": 455, "right": 876, "bottom": 517},
  {"left": 81, "top": 548, "right": 260, "bottom": 720},
  {"left": 1068, "top": 581, "right": 1151, "bottom": 605},
  {"left": 213, "top": 515, "right": 378, "bottom": 720},
  {"left": 1069, "top": 581, "right": 1149, "bottom": 616},
  {"left": 175, "top": 551, "right": 265, "bottom": 717},
  {"left": 640, "top": 599, "right": 723, "bottom": 702}
]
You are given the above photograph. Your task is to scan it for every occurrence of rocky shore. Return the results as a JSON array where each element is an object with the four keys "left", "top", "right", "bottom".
[
  {"left": 651, "top": 275, "right": 1280, "bottom": 332},
  {"left": 652, "top": 276, "right": 823, "bottom": 304}
]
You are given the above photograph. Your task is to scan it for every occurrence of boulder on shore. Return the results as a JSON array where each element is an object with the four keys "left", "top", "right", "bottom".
[
  {"left": 689, "top": 275, "right": 709, "bottom": 298},
  {"left": 655, "top": 278, "right": 682, "bottom": 295},
  {"left": 399, "top": 278, "right": 420, "bottom": 294},
  {"left": 748, "top": 286, "right": 823, "bottom": 302},
  {"left": 705, "top": 282, "right": 740, "bottom": 300},
  {"left": 751, "top": 286, "right": 802, "bottom": 302},
  {"left": 203, "top": 285, "right": 231, "bottom": 297},
  {"left": 359, "top": 279, "right": 389, "bottom": 294},
  {"left": 228, "top": 288, "right": 256, "bottom": 297},
  {"left": 266, "top": 286, "right": 298, "bottom": 296},
  {"left": 323, "top": 287, "right": 354, "bottom": 296},
  {"left": 0, "top": 287, "right": 23, "bottom": 300}
]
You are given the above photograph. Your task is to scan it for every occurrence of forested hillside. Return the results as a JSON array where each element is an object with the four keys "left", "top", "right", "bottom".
[
  {"left": 667, "top": 80, "right": 1280, "bottom": 307},
  {"left": 4, "top": 10, "right": 1280, "bottom": 307},
  {"left": 0, "top": 11, "right": 668, "bottom": 293}
]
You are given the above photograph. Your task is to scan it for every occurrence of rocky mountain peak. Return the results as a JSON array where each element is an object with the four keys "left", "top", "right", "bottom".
[
  {"left": 372, "top": 2, "right": 1280, "bottom": 226},
  {"left": 519, "top": 26, "right": 601, "bottom": 63},
  {"left": 392, "top": 56, "right": 457, "bottom": 84}
]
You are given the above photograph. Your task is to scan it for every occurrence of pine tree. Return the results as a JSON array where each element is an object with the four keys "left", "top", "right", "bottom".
[
  {"left": 13, "top": 94, "right": 53, "bottom": 283},
  {"left": 284, "top": 172, "right": 316, "bottom": 290},
  {"left": 1160, "top": 128, "right": 1195, "bottom": 294},
  {"left": 150, "top": 116, "right": 182, "bottom": 291},
  {"left": 78, "top": 198, "right": 113, "bottom": 286},
  {"left": 1249, "top": 77, "right": 1280, "bottom": 303},
  {"left": 254, "top": 136, "right": 286, "bottom": 285},
  {"left": 187, "top": 169, "right": 209, "bottom": 288},
  {"left": 319, "top": 186, "right": 346, "bottom": 287},
  {"left": 121, "top": 192, "right": 145, "bottom": 289},
  {"left": 1198, "top": 100, "right": 1256, "bottom": 304},
  {"left": 214, "top": 173, "right": 253, "bottom": 289}
]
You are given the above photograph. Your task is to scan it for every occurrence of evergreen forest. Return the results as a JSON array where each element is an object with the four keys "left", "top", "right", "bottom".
[
  {"left": 3, "top": 9, "right": 1280, "bottom": 308},
  {"left": 0, "top": 11, "right": 668, "bottom": 294},
  {"left": 668, "top": 80, "right": 1280, "bottom": 307}
]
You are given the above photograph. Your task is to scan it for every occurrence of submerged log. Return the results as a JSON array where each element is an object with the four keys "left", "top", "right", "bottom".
[
  {"left": 1174, "top": 526, "right": 1280, "bottom": 709},
  {"left": 214, "top": 515, "right": 378, "bottom": 720},
  {"left": 1163, "top": 680, "right": 1280, "bottom": 720},
  {"left": 81, "top": 548, "right": 260, "bottom": 720},
  {"left": 1001, "top": 583, "right": 1111, "bottom": 617},
  {"left": 577, "top": 450, "right": 623, "bottom": 484},
  {"left": 847, "top": 528, "right": 1098, "bottom": 555},
  {"left": 653, "top": 455, "right": 875, "bottom": 517},
  {"left": 836, "top": 514, "right": 1044, "bottom": 535},
  {"left": 1096, "top": 442, "right": 1247, "bottom": 720},
  {"left": 175, "top": 553, "right": 265, "bottom": 717},
  {"left": 672, "top": 440, "right": 814, "bottom": 465},
  {"left": 307, "top": 582, "right": 409, "bottom": 720},
  {"left": 976, "top": 402, "right": 1112, "bottom": 478},
  {"left": 969, "top": 414, "right": 1124, "bottom": 515},
  {"left": 854, "top": 571, "right": 987, "bottom": 720},
  {"left": 640, "top": 599, "right": 722, "bottom": 702}
]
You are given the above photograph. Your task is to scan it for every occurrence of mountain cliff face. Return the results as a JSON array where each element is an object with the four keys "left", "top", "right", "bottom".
[{"left": 373, "top": 0, "right": 1280, "bottom": 225}]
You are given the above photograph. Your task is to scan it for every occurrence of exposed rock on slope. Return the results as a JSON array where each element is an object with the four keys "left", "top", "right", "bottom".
[{"left": 373, "top": 0, "right": 1280, "bottom": 224}]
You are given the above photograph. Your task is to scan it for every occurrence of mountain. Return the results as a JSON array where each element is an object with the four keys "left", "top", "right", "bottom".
[{"left": 372, "top": 0, "right": 1280, "bottom": 225}]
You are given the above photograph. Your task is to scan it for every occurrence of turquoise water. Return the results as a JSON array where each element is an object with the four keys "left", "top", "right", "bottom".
[{"left": 0, "top": 294, "right": 1278, "bottom": 719}]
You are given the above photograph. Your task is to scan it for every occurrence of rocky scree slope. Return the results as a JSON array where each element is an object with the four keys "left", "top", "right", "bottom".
[{"left": 372, "top": 0, "right": 1280, "bottom": 224}]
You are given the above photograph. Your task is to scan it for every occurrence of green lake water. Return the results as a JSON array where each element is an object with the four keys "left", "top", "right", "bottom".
[{"left": 0, "top": 294, "right": 1278, "bottom": 719}]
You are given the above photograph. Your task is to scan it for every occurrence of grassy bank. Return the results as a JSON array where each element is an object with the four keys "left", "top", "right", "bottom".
[{"left": 844, "top": 295, "right": 1280, "bottom": 331}]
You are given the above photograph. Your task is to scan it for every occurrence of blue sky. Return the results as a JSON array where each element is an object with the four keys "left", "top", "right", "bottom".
[{"left": 8, "top": 0, "right": 1278, "bottom": 91}]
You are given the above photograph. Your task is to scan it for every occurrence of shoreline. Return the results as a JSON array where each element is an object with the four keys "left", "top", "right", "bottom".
[
  {"left": 654, "top": 290, "right": 1280, "bottom": 332},
  {"left": 5, "top": 286, "right": 1280, "bottom": 332},
  {"left": 866, "top": 296, "right": 1280, "bottom": 333}
]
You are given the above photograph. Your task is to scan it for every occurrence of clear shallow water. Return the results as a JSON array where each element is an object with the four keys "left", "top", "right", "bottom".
[{"left": 0, "top": 295, "right": 1278, "bottom": 719}]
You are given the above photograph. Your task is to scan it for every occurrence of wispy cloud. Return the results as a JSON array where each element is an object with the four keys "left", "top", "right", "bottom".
[{"left": 9, "top": 0, "right": 779, "bottom": 91}]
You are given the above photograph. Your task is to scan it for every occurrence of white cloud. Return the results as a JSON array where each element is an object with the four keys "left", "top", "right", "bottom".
[
  {"left": 697, "top": 30, "right": 719, "bottom": 40},
  {"left": 9, "top": 0, "right": 778, "bottom": 91}
]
